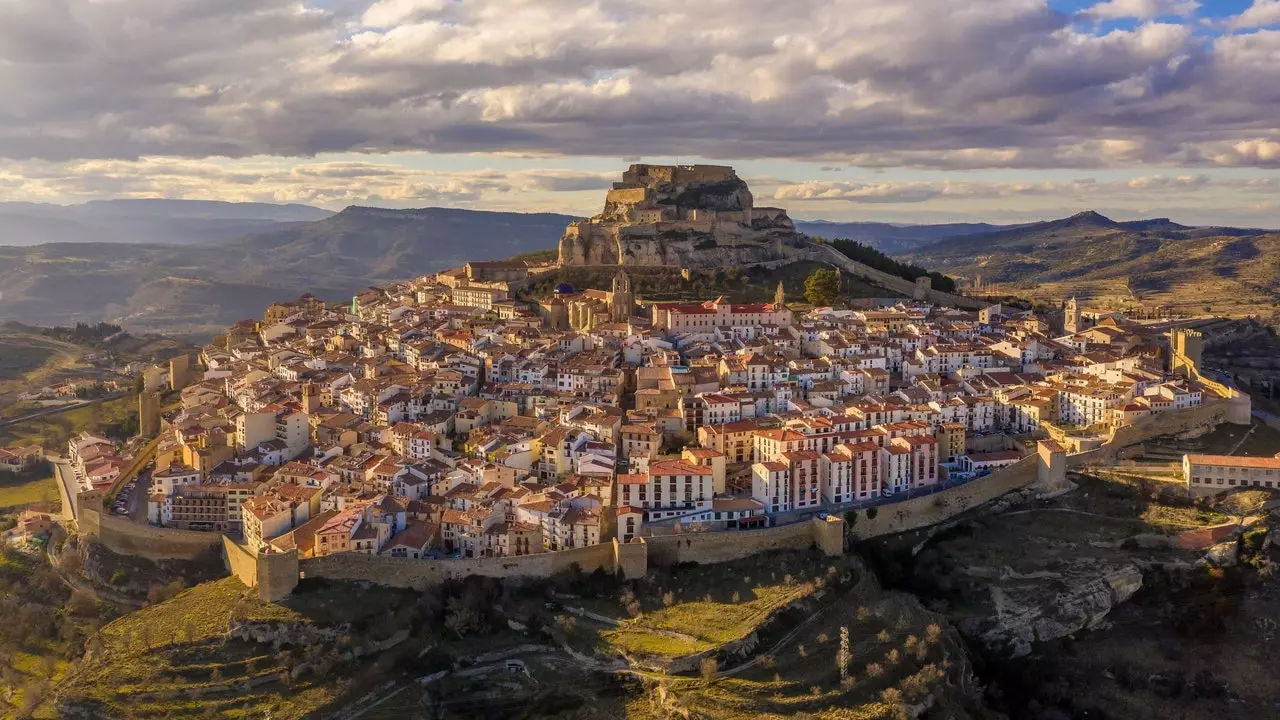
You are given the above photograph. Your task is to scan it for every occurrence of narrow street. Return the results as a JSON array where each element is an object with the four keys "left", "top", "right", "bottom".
[
  {"left": 50, "top": 456, "right": 80, "bottom": 522},
  {"left": 127, "top": 469, "right": 152, "bottom": 523}
]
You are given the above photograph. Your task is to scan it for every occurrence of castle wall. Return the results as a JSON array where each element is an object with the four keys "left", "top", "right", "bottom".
[
  {"left": 1067, "top": 400, "right": 1233, "bottom": 467},
  {"left": 812, "top": 243, "right": 988, "bottom": 311},
  {"left": 223, "top": 536, "right": 259, "bottom": 589},
  {"left": 850, "top": 455, "right": 1040, "bottom": 538},
  {"left": 80, "top": 507, "right": 223, "bottom": 561},
  {"left": 646, "top": 519, "right": 813, "bottom": 565},
  {"left": 606, "top": 187, "right": 649, "bottom": 206},
  {"left": 672, "top": 165, "right": 736, "bottom": 184},
  {"left": 258, "top": 548, "right": 300, "bottom": 602},
  {"left": 299, "top": 542, "right": 618, "bottom": 589}
]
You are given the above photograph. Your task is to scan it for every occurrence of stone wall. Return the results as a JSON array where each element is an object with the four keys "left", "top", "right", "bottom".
[
  {"left": 1067, "top": 400, "right": 1233, "bottom": 468},
  {"left": 645, "top": 521, "right": 815, "bottom": 566},
  {"left": 813, "top": 244, "right": 988, "bottom": 311},
  {"left": 850, "top": 456, "right": 1040, "bottom": 539},
  {"left": 79, "top": 507, "right": 223, "bottom": 562},
  {"left": 223, "top": 536, "right": 258, "bottom": 589},
  {"left": 258, "top": 548, "right": 300, "bottom": 602},
  {"left": 299, "top": 542, "right": 618, "bottom": 590}
]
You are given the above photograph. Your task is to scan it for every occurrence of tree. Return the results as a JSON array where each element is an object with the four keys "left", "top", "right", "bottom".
[
  {"left": 837, "top": 626, "right": 852, "bottom": 683},
  {"left": 804, "top": 268, "right": 841, "bottom": 307}
]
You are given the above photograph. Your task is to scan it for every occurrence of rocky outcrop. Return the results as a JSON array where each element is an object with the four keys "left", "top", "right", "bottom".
[
  {"left": 557, "top": 164, "right": 798, "bottom": 268},
  {"left": 963, "top": 564, "right": 1143, "bottom": 657}
]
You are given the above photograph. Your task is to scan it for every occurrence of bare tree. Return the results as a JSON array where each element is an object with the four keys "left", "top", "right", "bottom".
[{"left": 836, "top": 626, "right": 852, "bottom": 684}]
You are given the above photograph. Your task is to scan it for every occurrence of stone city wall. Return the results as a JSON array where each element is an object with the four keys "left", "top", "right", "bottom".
[
  {"left": 299, "top": 541, "right": 618, "bottom": 590},
  {"left": 850, "top": 455, "right": 1040, "bottom": 539},
  {"left": 812, "top": 244, "right": 987, "bottom": 311},
  {"left": 76, "top": 390, "right": 1238, "bottom": 595},
  {"left": 645, "top": 520, "right": 814, "bottom": 566},
  {"left": 223, "top": 536, "right": 259, "bottom": 589},
  {"left": 1068, "top": 400, "right": 1232, "bottom": 468},
  {"left": 79, "top": 507, "right": 223, "bottom": 562}
]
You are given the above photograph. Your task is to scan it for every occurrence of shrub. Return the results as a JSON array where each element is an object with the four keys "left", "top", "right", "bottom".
[
  {"left": 866, "top": 507, "right": 878, "bottom": 520},
  {"left": 109, "top": 569, "right": 127, "bottom": 586},
  {"left": 699, "top": 657, "right": 718, "bottom": 680}
]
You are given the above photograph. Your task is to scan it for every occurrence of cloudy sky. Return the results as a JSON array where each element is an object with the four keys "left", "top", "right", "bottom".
[{"left": 0, "top": 0, "right": 1278, "bottom": 225}]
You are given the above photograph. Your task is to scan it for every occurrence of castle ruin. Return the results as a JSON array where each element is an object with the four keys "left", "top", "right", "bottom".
[{"left": 557, "top": 164, "right": 798, "bottom": 268}]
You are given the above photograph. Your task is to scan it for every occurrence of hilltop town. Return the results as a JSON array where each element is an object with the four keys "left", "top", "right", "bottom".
[
  {"left": 31, "top": 170, "right": 1262, "bottom": 591},
  {"left": 3, "top": 167, "right": 1278, "bottom": 720}
]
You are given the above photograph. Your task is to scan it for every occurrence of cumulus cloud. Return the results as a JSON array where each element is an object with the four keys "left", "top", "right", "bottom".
[
  {"left": 1229, "top": 0, "right": 1280, "bottom": 29},
  {"left": 773, "top": 174, "right": 1242, "bottom": 204},
  {"left": 1082, "top": 0, "right": 1200, "bottom": 21},
  {"left": 0, "top": 0, "right": 1272, "bottom": 178},
  {"left": 0, "top": 158, "right": 613, "bottom": 212}
]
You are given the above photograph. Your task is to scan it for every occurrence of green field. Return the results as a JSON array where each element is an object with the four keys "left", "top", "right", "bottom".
[
  {"left": 0, "top": 395, "right": 137, "bottom": 450},
  {"left": 57, "top": 578, "right": 342, "bottom": 719},
  {"left": 0, "top": 473, "right": 59, "bottom": 511},
  {"left": 0, "top": 331, "right": 86, "bottom": 391},
  {"left": 606, "top": 583, "right": 815, "bottom": 658}
]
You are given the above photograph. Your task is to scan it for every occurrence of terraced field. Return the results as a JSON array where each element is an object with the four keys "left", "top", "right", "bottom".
[{"left": 55, "top": 579, "right": 341, "bottom": 719}]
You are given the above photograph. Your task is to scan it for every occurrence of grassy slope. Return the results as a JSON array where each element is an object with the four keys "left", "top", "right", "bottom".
[
  {"left": 57, "top": 578, "right": 337, "bottom": 720},
  {"left": 0, "top": 395, "right": 137, "bottom": 450},
  {"left": 909, "top": 216, "right": 1280, "bottom": 321},
  {"left": 606, "top": 584, "right": 814, "bottom": 658},
  {"left": 0, "top": 474, "right": 59, "bottom": 511},
  {"left": 619, "top": 557, "right": 982, "bottom": 720},
  {"left": 520, "top": 261, "right": 896, "bottom": 306},
  {"left": 0, "top": 331, "right": 87, "bottom": 409}
]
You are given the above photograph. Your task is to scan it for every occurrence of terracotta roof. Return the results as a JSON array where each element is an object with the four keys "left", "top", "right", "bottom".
[
  {"left": 1185, "top": 454, "right": 1280, "bottom": 469},
  {"left": 648, "top": 459, "right": 713, "bottom": 476}
]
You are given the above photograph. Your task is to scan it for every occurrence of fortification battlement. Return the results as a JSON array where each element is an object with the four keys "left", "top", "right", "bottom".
[
  {"left": 558, "top": 163, "right": 792, "bottom": 268},
  {"left": 622, "top": 164, "right": 737, "bottom": 186}
]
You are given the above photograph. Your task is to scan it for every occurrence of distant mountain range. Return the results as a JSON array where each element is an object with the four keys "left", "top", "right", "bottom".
[
  {"left": 0, "top": 206, "right": 578, "bottom": 336},
  {"left": 905, "top": 211, "right": 1280, "bottom": 321},
  {"left": 0, "top": 199, "right": 333, "bottom": 247},
  {"left": 793, "top": 219, "right": 1017, "bottom": 254},
  {"left": 1, "top": 201, "right": 1276, "bottom": 335}
]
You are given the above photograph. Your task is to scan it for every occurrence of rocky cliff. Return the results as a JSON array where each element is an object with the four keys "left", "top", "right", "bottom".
[
  {"left": 557, "top": 164, "right": 798, "bottom": 268},
  {"left": 961, "top": 563, "right": 1143, "bottom": 657}
]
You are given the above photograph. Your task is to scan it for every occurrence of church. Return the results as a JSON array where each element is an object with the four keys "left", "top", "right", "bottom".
[{"left": 542, "top": 270, "right": 639, "bottom": 331}]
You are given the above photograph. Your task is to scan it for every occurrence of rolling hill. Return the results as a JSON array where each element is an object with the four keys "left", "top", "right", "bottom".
[
  {"left": 794, "top": 219, "right": 1015, "bottom": 254},
  {"left": 0, "top": 207, "right": 578, "bottom": 336},
  {"left": 4, "top": 201, "right": 1277, "bottom": 336},
  {"left": 906, "top": 211, "right": 1280, "bottom": 322},
  {"left": 0, "top": 199, "right": 334, "bottom": 247}
]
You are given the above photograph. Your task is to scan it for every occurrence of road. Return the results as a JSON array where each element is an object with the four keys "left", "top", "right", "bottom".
[
  {"left": 127, "top": 470, "right": 151, "bottom": 523},
  {"left": 50, "top": 455, "right": 80, "bottom": 522},
  {"left": 0, "top": 393, "right": 126, "bottom": 430}
]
